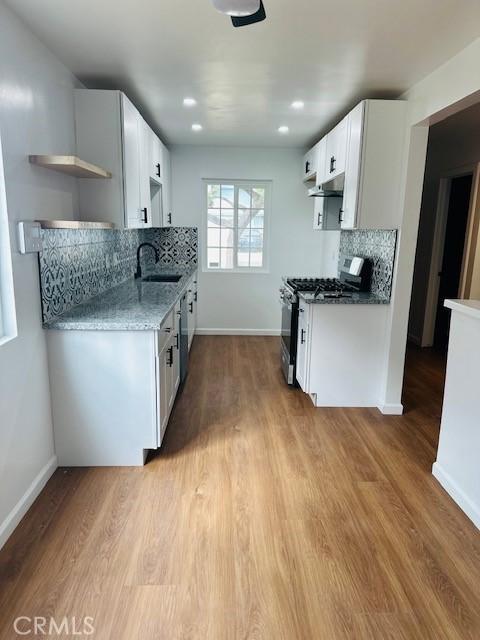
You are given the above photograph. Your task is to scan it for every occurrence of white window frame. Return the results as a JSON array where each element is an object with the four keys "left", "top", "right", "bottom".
[
  {"left": 0, "top": 130, "right": 17, "bottom": 346},
  {"left": 202, "top": 179, "right": 271, "bottom": 273}
]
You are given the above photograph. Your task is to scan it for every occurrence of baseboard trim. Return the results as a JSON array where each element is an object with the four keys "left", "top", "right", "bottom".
[
  {"left": 432, "top": 462, "right": 480, "bottom": 530},
  {"left": 0, "top": 455, "right": 58, "bottom": 551},
  {"left": 377, "top": 403, "right": 404, "bottom": 415},
  {"left": 196, "top": 328, "right": 281, "bottom": 336}
]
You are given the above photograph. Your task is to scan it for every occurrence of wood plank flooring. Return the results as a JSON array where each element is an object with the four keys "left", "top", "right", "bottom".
[{"left": 0, "top": 337, "right": 479, "bottom": 639}]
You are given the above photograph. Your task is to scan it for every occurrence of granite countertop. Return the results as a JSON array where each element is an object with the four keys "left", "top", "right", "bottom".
[
  {"left": 298, "top": 291, "right": 390, "bottom": 305},
  {"left": 43, "top": 264, "right": 198, "bottom": 331}
]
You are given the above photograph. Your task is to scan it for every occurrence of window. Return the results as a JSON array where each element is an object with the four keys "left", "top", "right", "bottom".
[
  {"left": 0, "top": 131, "right": 16, "bottom": 345},
  {"left": 205, "top": 181, "right": 270, "bottom": 271}
]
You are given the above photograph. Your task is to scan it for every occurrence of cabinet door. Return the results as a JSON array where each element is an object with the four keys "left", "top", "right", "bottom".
[
  {"left": 187, "top": 279, "right": 196, "bottom": 350},
  {"left": 139, "top": 119, "right": 152, "bottom": 227},
  {"left": 121, "top": 94, "right": 143, "bottom": 228},
  {"left": 315, "top": 137, "right": 328, "bottom": 186},
  {"left": 296, "top": 302, "right": 309, "bottom": 391},
  {"left": 173, "top": 302, "right": 181, "bottom": 394},
  {"left": 161, "top": 143, "right": 172, "bottom": 226},
  {"left": 150, "top": 132, "right": 162, "bottom": 182},
  {"left": 342, "top": 102, "right": 365, "bottom": 229},
  {"left": 325, "top": 117, "right": 348, "bottom": 181},
  {"left": 302, "top": 146, "right": 317, "bottom": 182}
]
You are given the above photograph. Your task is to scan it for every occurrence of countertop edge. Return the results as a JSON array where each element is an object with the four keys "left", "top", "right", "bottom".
[{"left": 445, "top": 299, "right": 480, "bottom": 321}]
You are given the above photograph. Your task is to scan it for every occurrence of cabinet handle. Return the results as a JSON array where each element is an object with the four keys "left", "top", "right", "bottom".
[
  {"left": 301, "top": 329, "right": 306, "bottom": 344},
  {"left": 317, "top": 212, "right": 322, "bottom": 227},
  {"left": 141, "top": 207, "right": 148, "bottom": 223},
  {"left": 167, "top": 346, "right": 173, "bottom": 367},
  {"left": 330, "top": 156, "right": 336, "bottom": 173},
  {"left": 194, "top": 291, "right": 197, "bottom": 302},
  {"left": 305, "top": 161, "right": 311, "bottom": 174},
  {"left": 167, "top": 212, "right": 172, "bottom": 225},
  {"left": 189, "top": 302, "right": 193, "bottom": 313},
  {"left": 338, "top": 209, "right": 344, "bottom": 225},
  {"left": 175, "top": 333, "right": 179, "bottom": 349},
  {"left": 156, "top": 163, "right": 161, "bottom": 178}
]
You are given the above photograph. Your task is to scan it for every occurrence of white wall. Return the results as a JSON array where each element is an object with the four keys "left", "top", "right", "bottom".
[
  {"left": 380, "top": 37, "right": 480, "bottom": 411},
  {"left": 171, "top": 145, "right": 339, "bottom": 333},
  {"left": 0, "top": 4, "right": 79, "bottom": 548}
]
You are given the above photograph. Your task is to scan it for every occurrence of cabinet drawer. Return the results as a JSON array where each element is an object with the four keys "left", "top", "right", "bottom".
[{"left": 157, "top": 310, "right": 174, "bottom": 354}]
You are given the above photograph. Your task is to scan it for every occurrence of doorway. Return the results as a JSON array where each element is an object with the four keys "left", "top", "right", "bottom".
[{"left": 433, "top": 174, "right": 473, "bottom": 349}]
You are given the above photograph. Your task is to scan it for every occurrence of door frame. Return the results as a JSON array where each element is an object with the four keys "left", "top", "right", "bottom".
[{"left": 422, "top": 163, "right": 479, "bottom": 347}]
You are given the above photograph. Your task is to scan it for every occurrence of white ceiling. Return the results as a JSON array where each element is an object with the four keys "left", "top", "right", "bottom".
[{"left": 7, "top": 0, "right": 480, "bottom": 147}]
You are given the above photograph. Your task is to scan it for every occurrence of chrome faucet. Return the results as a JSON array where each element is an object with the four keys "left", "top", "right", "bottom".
[{"left": 135, "top": 242, "right": 159, "bottom": 279}]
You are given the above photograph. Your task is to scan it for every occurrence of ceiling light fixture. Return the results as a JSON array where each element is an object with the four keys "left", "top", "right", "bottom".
[
  {"left": 192, "top": 123, "right": 203, "bottom": 132},
  {"left": 291, "top": 100, "right": 305, "bottom": 110},
  {"left": 183, "top": 97, "right": 197, "bottom": 107},
  {"left": 278, "top": 126, "right": 289, "bottom": 134},
  {"left": 211, "top": 0, "right": 260, "bottom": 17}
]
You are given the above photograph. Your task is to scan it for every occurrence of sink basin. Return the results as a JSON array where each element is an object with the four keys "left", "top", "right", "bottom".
[{"left": 142, "top": 274, "right": 182, "bottom": 283}]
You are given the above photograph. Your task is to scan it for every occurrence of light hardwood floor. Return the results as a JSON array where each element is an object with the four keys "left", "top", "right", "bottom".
[{"left": 0, "top": 337, "right": 479, "bottom": 639}]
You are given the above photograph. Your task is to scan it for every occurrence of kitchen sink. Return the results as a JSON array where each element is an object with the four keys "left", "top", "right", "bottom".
[{"left": 142, "top": 274, "right": 182, "bottom": 283}]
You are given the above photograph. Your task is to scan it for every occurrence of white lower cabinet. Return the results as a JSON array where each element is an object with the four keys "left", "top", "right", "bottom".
[
  {"left": 47, "top": 304, "right": 184, "bottom": 467},
  {"left": 187, "top": 274, "right": 197, "bottom": 351},
  {"left": 296, "top": 301, "right": 389, "bottom": 409},
  {"left": 296, "top": 300, "right": 310, "bottom": 391}
]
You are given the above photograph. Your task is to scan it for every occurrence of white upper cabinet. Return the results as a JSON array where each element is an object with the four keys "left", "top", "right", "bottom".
[
  {"left": 304, "top": 99, "right": 408, "bottom": 230},
  {"left": 161, "top": 143, "right": 173, "bottom": 226},
  {"left": 302, "top": 145, "right": 318, "bottom": 182},
  {"left": 74, "top": 89, "right": 171, "bottom": 229},
  {"left": 341, "top": 101, "right": 364, "bottom": 229},
  {"left": 324, "top": 116, "right": 348, "bottom": 183}
]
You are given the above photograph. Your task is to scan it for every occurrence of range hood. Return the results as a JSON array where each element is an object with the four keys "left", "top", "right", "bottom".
[{"left": 308, "top": 173, "right": 344, "bottom": 198}]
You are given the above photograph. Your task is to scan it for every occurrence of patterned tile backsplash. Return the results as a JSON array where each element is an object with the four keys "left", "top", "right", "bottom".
[
  {"left": 339, "top": 229, "right": 397, "bottom": 299},
  {"left": 38, "top": 227, "right": 198, "bottom": 323}
]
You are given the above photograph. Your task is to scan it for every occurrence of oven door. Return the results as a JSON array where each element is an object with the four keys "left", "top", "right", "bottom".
[{"left": 280, "top": 291, "right": 298, "bottom": 385}]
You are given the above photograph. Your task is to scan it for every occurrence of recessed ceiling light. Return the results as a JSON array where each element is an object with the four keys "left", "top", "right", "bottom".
[
  {"left": 192, "top": 123, "right": 203, "bottom": 132},
  {"left": 183, "top": 97, "right": 197, "bottom": 107},
  {"left": 278, "top": 126, "right": 289, "bottom": 134},
  {"left": 291, "top": 100, "right": 304, "bottom": 110}
]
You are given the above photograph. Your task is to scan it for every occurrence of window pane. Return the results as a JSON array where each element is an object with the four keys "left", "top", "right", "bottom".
[
  {"left": 238, "top": 209, "right": 252, "bottom": 229},
  {"left": 221, "top": 210, "right": 234, "bottom": 227},
  {"left": 252, "top": 187, "right": 265, "bottom": 208},
  {"left": 238, "top": 251, "right": 249, "bottom": 267},
  {"left": 251, "top": 209, "right": 264, "bottom": 228},
  {"left": 221, "top": 185, "right": 234, "bottom": 208},
  {"left": 250, "top": 229, "right": 264, "bottom": 249},
  {"left": 208, "top": 184, "right": 221, "bottom": 208},
  {"left": 238, "top": 227, "right": 250, "bottom": 251},
  {"left": 220, "top": 228, "right": 234, "bottom": 248},
  {"left": 208, "top": 248, "right": 220, "bottom": 268},
  {"left": 220, "top": 248, "right": 234, "bottom": 269},
  {"left": 250, "top": 250, "right": 263, "bottom": 268},
  {"left": 208, "top": 209, "right": 221, "bottom": 227},
  {"left": 208, "top": 228, "right": 220, "bottom": 246},
  {"left": 238, "top": 188, "right": 251, "bottom": 209}
]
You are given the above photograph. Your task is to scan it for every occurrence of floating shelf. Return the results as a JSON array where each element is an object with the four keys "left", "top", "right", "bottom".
[
  {"left": 37, "top": 220, "right": 114, "bottom": 230},
  {"left": 29, "top": 155, "right": 112, "bottom": 179}
]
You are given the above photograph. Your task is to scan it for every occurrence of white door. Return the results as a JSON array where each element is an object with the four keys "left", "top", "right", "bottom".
[
  {"left": 342, "top": 102, "right": 365, "bottom": 229},
  {"left": 296, "top": 302, "right": 309, "bottom": 391},
  {"left": 121, "top": 94, "right": 142, "bottom": 228}
]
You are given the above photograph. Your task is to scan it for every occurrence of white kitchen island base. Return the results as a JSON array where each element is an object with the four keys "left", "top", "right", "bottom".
[{"left": 432, "top": 300, "right": 480, "bottom": 530}]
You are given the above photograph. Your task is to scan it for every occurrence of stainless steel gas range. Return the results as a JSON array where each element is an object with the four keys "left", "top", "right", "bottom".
[{"left": 279, "top": 257, "right": 371, "bottom": 386}]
